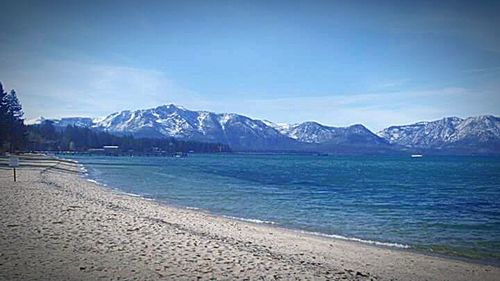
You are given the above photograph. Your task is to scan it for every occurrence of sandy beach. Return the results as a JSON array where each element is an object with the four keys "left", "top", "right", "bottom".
[{"left": 0, "top": 155, "right": 499, "bottom": 281}]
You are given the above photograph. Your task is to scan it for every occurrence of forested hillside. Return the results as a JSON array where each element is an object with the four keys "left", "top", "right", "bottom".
[{"left": 26, "top": 121, "right": 230, "bottom": 153}]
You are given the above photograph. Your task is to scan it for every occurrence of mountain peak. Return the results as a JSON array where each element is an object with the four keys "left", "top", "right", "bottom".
[
  {"left": 27, "top": 104, "right": 499, "bottom": 154},
  {"left": 153, "top": 104, "right": 184, "bottom": 112},
  {"left": 26, "top": 116, "right": 47, "bottom": 125},
  {"left": 378, "top": 115, "right": 500, "bottom": 152},
  {"left": 467, "top": 115, "right": 497, "bottom": 121},
  {"left": 348, "top": 124, "right": 368, "bottom": 130},
  {"left": 26, "top": 116, "right": 95, "bottom": 127}
]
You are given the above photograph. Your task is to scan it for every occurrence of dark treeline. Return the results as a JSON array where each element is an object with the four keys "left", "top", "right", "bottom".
[
  {"left": 26, "top": 121, "right": 231, "bottom": 153},
  {"left": 0, "top": 82, "right": 26, "bottom": 152},
  {"left": 1, "top": 80, "right": 229, "bottom": 154}
]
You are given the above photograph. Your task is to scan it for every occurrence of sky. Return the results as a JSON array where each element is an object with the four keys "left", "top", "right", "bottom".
[{"left": 1, "top": 0, "right": 499, "bottom": 131}]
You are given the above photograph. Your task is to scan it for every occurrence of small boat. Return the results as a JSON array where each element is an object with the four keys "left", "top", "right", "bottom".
[
  {"left": 174, "top": 152, "right": 188, "bottom": 158},
  {"left": 411, "top": 154, "right": 423, "bottom": 158}
]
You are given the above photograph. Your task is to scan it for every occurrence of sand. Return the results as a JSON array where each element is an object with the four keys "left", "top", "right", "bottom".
[{"left": 0, "top": 155, "right": 499, "bottom": 281}]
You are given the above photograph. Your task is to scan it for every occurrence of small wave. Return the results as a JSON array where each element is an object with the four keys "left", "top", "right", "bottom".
[
  {"left": 223, "top": 215, "right": 276, "bottom": 225},
  {"left": 186, "top": 206, "right": 200, "bottom": 210},
  {"left": 86, "top": 178, "right": 107, "bottom": 187},
  {"left": 119, "top": 191, "right": 142, "bottom": 197},
  {"left": 109, "top": 188, "right": 151, "bottom": 200},
  {"left": 297, "top": 230, "right": 410, "bottom": 249}
]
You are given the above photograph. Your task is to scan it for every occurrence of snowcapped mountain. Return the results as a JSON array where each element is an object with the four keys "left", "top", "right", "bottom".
[
  {"left": 27, "top": 104, "right": 499, "bottom": 154},
  {"left": 92, "top": 104, "right": 394, "bottom": 152},
  {"left": 265, "top": 120, "right": 388, "bottom": 145},
  {"left": 378, "top": 115, "right": 500, "bottom": 153},
  {"left": 94, "top": 104, "right": 298, "bottom": 151},
  {"left": 26, "top": 116, "right": 96, "bottom": 128}
]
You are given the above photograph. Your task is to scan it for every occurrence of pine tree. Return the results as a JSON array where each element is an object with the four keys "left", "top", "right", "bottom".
[
  {"left": 0, "top": 82, "right": 9, "bottom": 150},
  {"left": 2, "top": 89, "right": 26, "bottom": 152},
  {"left": 5, "top": 90, "right": 24, "bottom": 119}
]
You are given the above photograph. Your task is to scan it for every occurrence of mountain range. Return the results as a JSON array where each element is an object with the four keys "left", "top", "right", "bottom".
[
  {"left": 27, "top": 104, "right": 500, "bottom": 154},
  {"left": 378, "top": 115, "right": 500, "bottom": 154}
]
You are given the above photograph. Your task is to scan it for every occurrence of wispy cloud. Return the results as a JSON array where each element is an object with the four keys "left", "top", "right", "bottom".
[
  {"left": 461, "top": 66, "right": 500, "bottom": 74},
  {"left": 203, "top": 87, "right": 499, "bottom": 131},
  {"left": 1, "top": 54, "right": 498, "bottom": 132},
  {"left": 0, "top": 57, "right": 203, "bottom": 119}
]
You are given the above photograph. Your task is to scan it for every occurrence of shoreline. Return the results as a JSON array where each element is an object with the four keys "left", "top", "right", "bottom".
[
  {"left": 114, "top": 195, "right": 500, "bottom": 268},
  {"left": 80, "top": 168, "right": 414, "bottom": 247},
  {"left": 53, "top": 154, "right": 500, "bottom": 266},
  {"left": 72, "top": 156, "right": 499, "bottom": 266},
  {"left": 1, "top": 154, "right": 499, "bottom": 280}
]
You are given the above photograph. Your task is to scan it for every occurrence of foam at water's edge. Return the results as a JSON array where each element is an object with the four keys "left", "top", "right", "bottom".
[
  {"left": 73, "top": 157, "right": 411, "bottom": 250},
  {"left": 120, "top": 191, "right": 142, "bottom": 197},
  {"left": 223, "top": 215, "right": 276, "bottom": 225},
  {"left": 221, "top": 215, "right": 409, "bottom": 249},
  {"left": 86, "top": 178, "right": 108, "bottom": 187},
  {"left": 79, "top": 165, "right": 88, "bottom": 174},
  {"left": 55, "top": 154, "right": 500, "bottom": 262},
  {"left": 297, "top": 230, "right": 411, "bottom": 249}
]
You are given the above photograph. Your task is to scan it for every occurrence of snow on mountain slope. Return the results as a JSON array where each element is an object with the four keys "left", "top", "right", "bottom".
[
  {"left": 92, "top": 104, "right": 392, "bottom": 150},
  {"left": 25, "top": 116, "right": 48, "bottom": 125},
  {"left": 27, "top": 104, "right": 499, "bottom": 153},
  {"left": 262, "top": 120, "right": 292, "bottom": 135},
  {"left": 265, "top": 120, "right": 388, "bottom": 145},
  {"left": 94, "top": 104, "right": 296, "bottom": 150},
  {"left": 26, "top": 116, "right": 95, "bottom": 128},
  {"left": 377, "top": 116, "right": 500, "bottom": 149}
]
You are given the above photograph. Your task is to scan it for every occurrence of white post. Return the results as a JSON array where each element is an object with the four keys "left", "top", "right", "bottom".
[{"left": 9, "top": 156, "right": 19, "bottom": 182}]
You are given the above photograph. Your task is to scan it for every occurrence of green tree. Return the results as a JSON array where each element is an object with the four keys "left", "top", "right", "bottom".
[
  {"left": 1, "top": 88, "right": 26, "bottom": 152},
  {"left": 0, "top": 82, "right": 8, "bottom": 149}
]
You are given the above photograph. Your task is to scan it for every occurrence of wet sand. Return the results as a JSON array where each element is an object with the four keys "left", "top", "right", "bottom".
[{"left": 0, "top": 155, "right": 499, "bottom": 280}]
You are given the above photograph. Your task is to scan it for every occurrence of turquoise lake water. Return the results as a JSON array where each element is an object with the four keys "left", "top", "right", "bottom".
[{"left": 66, "top": 154, "right": 500, "bottom": 262}]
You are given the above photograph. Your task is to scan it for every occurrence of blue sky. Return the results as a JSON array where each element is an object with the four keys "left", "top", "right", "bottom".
[{"left": 1, "top": 0, "right": 499, "bottom": 131}]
